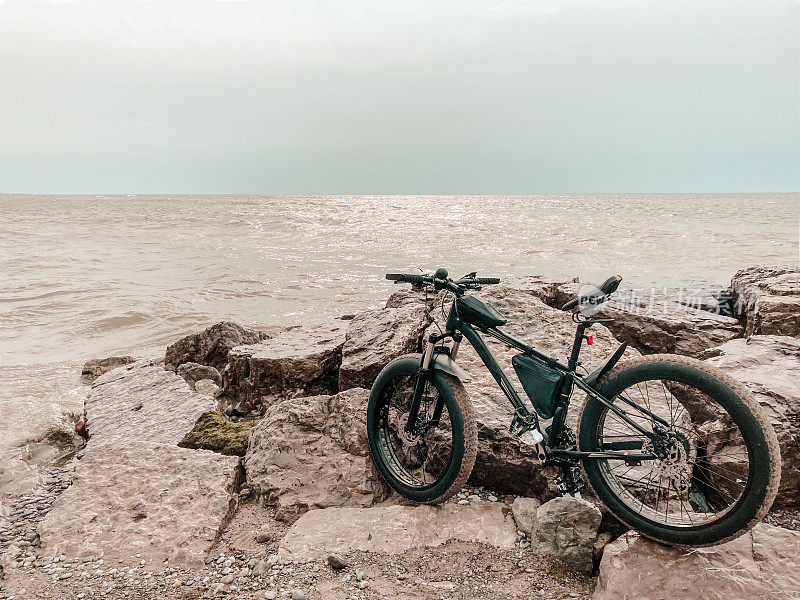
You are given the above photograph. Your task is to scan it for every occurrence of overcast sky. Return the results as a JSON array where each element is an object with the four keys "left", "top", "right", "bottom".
[{"left": 0, "top": 0, "right": 797, "bottom": 194}]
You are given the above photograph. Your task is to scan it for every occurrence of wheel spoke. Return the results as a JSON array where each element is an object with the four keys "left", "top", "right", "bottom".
[
  {"left": 596, "top": 375, "right": 751, "bottom": 528},
  {"left": 376, "top": 371, "right": 455, "bottom": 489}
]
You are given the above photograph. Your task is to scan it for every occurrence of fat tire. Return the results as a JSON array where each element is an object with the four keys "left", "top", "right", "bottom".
[
  {"left": 367, "top": 353, "right": 478, "bottom": 504},
  {"left": 577, "top": 354, "right": 781, "bottom": 546}
]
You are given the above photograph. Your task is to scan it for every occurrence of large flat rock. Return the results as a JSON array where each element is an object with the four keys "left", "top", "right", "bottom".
[
  {"left": 244, "top": 388, "right": 387, "bottom": 522},
  {"left": 87, "top": 360, "right": 217, "bottom": 446},
  {"left": 704, "top": 335, "right": 800, "bottom": 506},
  {"left": 278, "top": 503, "right": 518, "bottom": 561},
  {"left": 593, "top": 523, "right": 800, "bottom": 600},
  {"left": 38, "top": 442, "right": 240, "bottom": 566},
  {"left": 225, "top": 321, "right": 346, "bottom": 409},
  {"left": 38, "top": 360, "right": 241, "bottom": 567},
  {"left": 731, "top": 266, "right": 800, "bottom": 337}
]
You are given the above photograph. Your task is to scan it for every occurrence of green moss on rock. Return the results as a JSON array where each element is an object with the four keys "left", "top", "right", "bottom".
[{"left": 178, "top": 411, "right": 258, "bottom": 456}]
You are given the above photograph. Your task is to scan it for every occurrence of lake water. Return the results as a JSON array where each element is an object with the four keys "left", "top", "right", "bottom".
[{"left": 1, "top": 193, "right": 797, "bottom": 450}]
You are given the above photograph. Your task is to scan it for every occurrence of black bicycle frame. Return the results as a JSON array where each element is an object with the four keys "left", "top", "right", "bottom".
[{"left": 408, "top": 299, "right": 661, "bottom": 463}]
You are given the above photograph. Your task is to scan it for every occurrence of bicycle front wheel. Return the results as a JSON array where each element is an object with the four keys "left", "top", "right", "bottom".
[
  {"left": 366, "top": 354, "right": 477, "bottom": 504},
  {"left": 578, "top": 354, "right": 780, "bottom": 546}
]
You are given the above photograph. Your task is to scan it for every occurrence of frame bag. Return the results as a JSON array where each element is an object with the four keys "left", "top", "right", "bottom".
[{"left": 512, "top": 354, "right": 565, "bottom": 419}]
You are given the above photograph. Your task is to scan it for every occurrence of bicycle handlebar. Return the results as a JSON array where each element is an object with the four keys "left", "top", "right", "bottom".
[
  {"left": 385, "top": 270, "right": 500, "bottom": 294},
  {"left": 385, "top": 273, "right": 427, "bottom": 285}
]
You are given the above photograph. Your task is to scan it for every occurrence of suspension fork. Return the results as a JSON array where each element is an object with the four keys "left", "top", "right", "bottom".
[{"left": 404, "top": 333, "right": 437, "bottom": 433}]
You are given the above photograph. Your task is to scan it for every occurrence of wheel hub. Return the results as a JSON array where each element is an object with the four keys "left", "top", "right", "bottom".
[{"left": 646, "top": 434, "right": 691, "bottom": 492}]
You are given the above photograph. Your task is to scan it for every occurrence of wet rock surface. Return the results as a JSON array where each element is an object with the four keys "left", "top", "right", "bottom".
[
  {"left": 245, "top": 388, "right": 388, "bottom": 522},
  {"left": 224, "top": 322, "right": 346, "bottom": 409},
  {"left": 165, "top": 321, "right": 268, "bottom": 372},
  {"left": 86, "top": 360, "right": 218, "bottom": 446},
  {"left": 38, "top": 442, "right": 240, "bottom": 567},
  {"left": 731, "top": 266, "right": 800, "bottom": 337},
  {"left": 36, "top": 360, "right": 241, "bottom": 568},
  {"left": 593, "top": 523, "right": 800, "bottom": 600},
  {"left": 703, "top": 335, "right": 800, "bottom": 506}
]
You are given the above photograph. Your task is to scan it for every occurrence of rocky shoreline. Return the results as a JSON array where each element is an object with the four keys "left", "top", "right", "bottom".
[{"left": 1, "top": 265, "right": 799, "bottom": 600}]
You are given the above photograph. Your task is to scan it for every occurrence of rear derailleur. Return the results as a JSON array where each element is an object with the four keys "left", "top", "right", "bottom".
[{"left": 548, "top": 425, "right": 586, "bottom": 498}]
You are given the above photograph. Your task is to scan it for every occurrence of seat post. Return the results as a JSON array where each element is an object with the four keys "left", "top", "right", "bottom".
[{"left": 568, "top": 322, "right": 589, "bottom": 371}]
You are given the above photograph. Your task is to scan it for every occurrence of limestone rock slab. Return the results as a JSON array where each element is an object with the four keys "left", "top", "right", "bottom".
[
  {"left": 224, "top": 321, "right": 346, "bottom": 408},
  {"left": 38, "top": 442, "right": 240, "bottom": 567},
  {"left": 593, "top": 523, "right": 800, "bottom": 600},
  {"left": 731, "top": 266, "right": 800, "bottom": 337},
  {"left": 704, "top": 335, "right": 800, "bottom": 506},
  {"left": 165, "top": 321, "right": 267, "bottom": 371},
  {"left": 278, "top": 503, "right": 518, "bottom": 561},
  {"left": 603, "top": 296, "right": 742, "bottom": 357},
  {"left": 87, "top": 360, "right": 216, "bottom": 446},
  {"left": 339, "top": 304, "right": 430, "bottom": 390},
  {"left": 244, "top": 388, "right": 387, "bottom": 522}
]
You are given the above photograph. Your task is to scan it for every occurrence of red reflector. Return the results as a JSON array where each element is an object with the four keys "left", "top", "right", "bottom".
[{"left": 587, "top": 335, "right": 593, "bottom": 345}]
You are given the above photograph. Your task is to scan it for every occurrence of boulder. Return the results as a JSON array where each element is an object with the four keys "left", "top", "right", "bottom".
[
  {"left": 443, "top": 286, "right": 638, "bottom": 499},
  {"left": 195, "top": 378, "right": 222, "bottom": 396},
  {"left": 178, "top": 411, "right": 258, "bottom": 456},
  {"left": 511, "top": 496, "right": 541, "bottom": 535},
  {"left": 244, "top": 388, "right": 387, "bottom": 522},
  {"left": 384, "top": 287, "right": 444, "bottom": 309},
  {"left": 80, "top": 356, "right": 137, "bottom": 383},
  {"left": 731, "top": 266, "right": 800, "bottom": 337},
  {"left": 165, "top": 321, "right": 267, "bottom": 372},
  {"left": 339, "top": 304, "right": 431, "bottom": 390},
  {"left": 602, "top": 295, "right": 742, "bottom": 357},
  {"left": 278, "top": 503, "right": 518, "bottom": 562},
  {"left": 703, "top": 335, "right": 800, "bottom": 506},
  {"left": 593, "top": 523, "right": 800, "bottom": 600},
  {"left": 533, "top": 496, "right": 602, "bottom": 574},
  {"left": 38, "top": 442, "right": 240, "bottom": 567},
  {"left": 224, "top": 322, "right": 346, "bottom": 408},
  {"left": 86, "top": 360, "right": 217, "bottom": 446},
  {"left": 177, "top": 362, "right": 222, "bottom": 390}
]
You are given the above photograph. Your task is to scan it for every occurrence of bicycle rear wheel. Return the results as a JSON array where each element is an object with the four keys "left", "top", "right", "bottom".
[{"left": 578, "top": 354, "right": 780, "bottom": 546}]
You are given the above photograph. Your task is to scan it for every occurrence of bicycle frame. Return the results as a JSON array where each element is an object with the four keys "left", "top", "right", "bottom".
[{"left": 408, "top": 298, "right": 661, "bottom": 464}]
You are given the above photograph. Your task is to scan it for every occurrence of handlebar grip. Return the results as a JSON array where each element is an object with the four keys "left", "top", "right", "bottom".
[
  {"left": 561, "top": 297, "right": 579, "bottom": 311},
  {"left": 474, "top": 277, "right": 500, "bottom": 285},
  {"left": 386, "top": 273, "right": 425, "bottom": 285}
]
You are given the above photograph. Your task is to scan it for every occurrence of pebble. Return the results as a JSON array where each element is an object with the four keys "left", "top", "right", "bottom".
[
  {"left": 255, "top": 531, "right": 273, "bottom": 544},
  {"left": 291, "top": 589, "right": 306, "bottom": 600},
  {"left": 264, "top": 592, "right": 277, "bottom": 600},
  {"left": 327, "top": 554, "right": 349, "bottom": 570}
]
